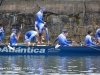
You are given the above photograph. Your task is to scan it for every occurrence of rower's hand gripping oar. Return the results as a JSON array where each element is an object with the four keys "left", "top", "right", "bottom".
[{"left": 76, "top": 41, "right": 100, "bottom": 51}]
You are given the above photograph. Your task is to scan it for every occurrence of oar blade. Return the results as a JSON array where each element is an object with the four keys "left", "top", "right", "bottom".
[
  {"left": 55, "top": 44, "right": 60, "bottom": 49},
  {"left": 7, "top": 45, "right": 15, "bottom": 50}
]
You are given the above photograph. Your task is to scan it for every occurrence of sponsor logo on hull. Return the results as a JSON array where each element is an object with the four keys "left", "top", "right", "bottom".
[
  {"left": 0, "top": 47, "right": 45, "bottom": 53},
  {"left": 48, "top": 48, "right": 60, "bottom": 52}
]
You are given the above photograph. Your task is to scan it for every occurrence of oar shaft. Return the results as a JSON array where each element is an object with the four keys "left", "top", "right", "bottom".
[{"left": 1, "top": 41, "right": 15, "bottom": 50}]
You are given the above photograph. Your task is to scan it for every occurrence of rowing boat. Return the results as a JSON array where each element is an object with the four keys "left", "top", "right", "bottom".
[{"left": 0, "top": 45, "right": 100, "bottom": 56}]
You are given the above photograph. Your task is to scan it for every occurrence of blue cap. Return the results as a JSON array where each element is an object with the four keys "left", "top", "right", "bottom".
[
  {"left": 62, "top": 29, "right": 67, "bottom": 32},
  {"left": 40, "top": 7, "right": 45, "bottom": 10},
  {"left": 12, "top": 28, "right": 17, "bottom": 32}
]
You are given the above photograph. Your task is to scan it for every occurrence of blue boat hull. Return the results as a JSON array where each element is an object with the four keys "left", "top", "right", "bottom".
[{"left": 0, "top": 46, "right": 100, "bottom": 56}]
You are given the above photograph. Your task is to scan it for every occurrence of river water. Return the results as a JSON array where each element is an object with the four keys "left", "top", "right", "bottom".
[{"left": 0, "top": 56, "right": 100, "bottom": 75}]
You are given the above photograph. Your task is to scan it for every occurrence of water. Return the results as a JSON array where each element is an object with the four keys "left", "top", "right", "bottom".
[{"left": 0, "top": 56, "right": 100, "bottom": 75}]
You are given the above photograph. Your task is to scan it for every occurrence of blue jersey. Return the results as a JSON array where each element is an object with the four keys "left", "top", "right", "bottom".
[
  {"left": 35, "top": 11, "right": 44, "bottom": 24},
  {"left": 0, "top": 27, "right": 4, "bottom": 34},
  {"left": 24, "top": 30, "right": 38, "bottom": 42},
  {"left": 84, "top": 35, "right": 96, "bottom": 46},
  {"left": 35, "top": 11, "right": 45, "bottom": 33},
  {"left": 54, "top": 34, "right": 69, "bottom": 46},
  {"left": 10, "top": 33, "right": 17, "bottom": 45},
  {"left": 95, "top": 28, "right": 100, "bottom": 38}
]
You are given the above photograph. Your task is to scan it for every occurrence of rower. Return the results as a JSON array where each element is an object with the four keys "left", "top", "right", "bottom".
[
  {"left": 24, "top": 30, "right": 39, "bottom": 46},
  {"left": 54, "top": 29, "right": 73, "bottom": 46},
  {"left": 34, "top": 7, "right": 46, "bottom": 43},
  {"left": 95, "top": 28, "right": 100, "bottom": 44},
  {"left": 0, "top": 23, "right": 4, "bottom": 44},
  {"left": 84, "top": 30, "right": 96, "bottom": 46},
  {"left": 10, "top": 28, "right": 21, "bottom": 46}
]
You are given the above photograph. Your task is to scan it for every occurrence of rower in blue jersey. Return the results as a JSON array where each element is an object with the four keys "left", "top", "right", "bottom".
[
  {"left": 84, "top": 30, "right": 96, "bottom": 46},
  {"left": 24, "top": 30, "right": 39, "bottom": 46},
  {"left": 54, "top": 29, "right": 73, "bottom": 46},
  {"left": 95, "top": 28, "right": 100, "bottom": 44},
  {"left": 0, "top": 23, "right": 4, "bottom": 44},
  {"left": 35, "top": 7, "right": 47, "bottom": 43},
  {"left": 10, "top": 28, "right": 21, "bottom": 46}
]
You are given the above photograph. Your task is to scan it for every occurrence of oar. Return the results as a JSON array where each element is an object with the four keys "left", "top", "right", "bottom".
[
  {"left": 55, "top": 44, "right": 60, "bottom": 48},
  {"left": 7, "top": 45, "right": 15, "bottom": 50},
  {"left": 1, "top": 41, "right": 15, "bottom": 50},
  {"left": 54, "top": 40, "right": 74, "bottom": 49},
  {"left": 75, "top": 41, "right": 100, "bottom": 51},
  {"left": 83, "top": 45, "right": 100, "bottom": 51}
]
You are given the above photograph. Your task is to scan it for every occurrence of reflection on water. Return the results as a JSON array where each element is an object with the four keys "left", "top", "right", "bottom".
[{"left": 0, "top": 56, "right": 100, "bottom": 75}]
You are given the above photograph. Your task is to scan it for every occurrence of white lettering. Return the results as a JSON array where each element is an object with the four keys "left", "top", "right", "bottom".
[
  {"left": 0, "top": 47, "right": 46, "bottom": 53},
  {"left": 33, "top": 48, "right": 45, "bottom": 53},
  {"left": 30, "top": 47, "right": 34, "bottom": 53},
  {"left": 0, "top": 47, "right": 2, "bottom": 52},
  {"left": 31, "top": 47, "right": 34, "bottom": 53},
  {"left": 34, "top": 48, "right": 40, "bottom": 53},
  {"left": 15, "top": 47, "right": 21, "bottom": 53},
  {"left": 40, "top": 49, "right": 45, "bottom": 53},
  {"left": 27, "top": 47, "right": 31, "bottom": 53},
  {"left": 9, "top": 47, "right": 15, "bottom": 52},
  {"left": 21, "top": 48, "right": 27, "bottom": 53},
  {"left": 2, "top": 47, "right": 8, "bottom": 52}
]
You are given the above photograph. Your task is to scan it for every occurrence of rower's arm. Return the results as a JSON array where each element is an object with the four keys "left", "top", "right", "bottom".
[
  {"left": 37, "top": 13, "right": 44, "bottom": 23},
  {"left": 54, "top": 37, "right": 58, "bottom": 44},
  {"left": 28, "top": 34, "right": 34, "bottom": 42},
  {"left": 67, "top": 40, "right": 72, "bottom": 43},
  {"left": 15, "top": 32, "right": 21, "bottom": 40},
  {"left": 15, "top": 36, "right": 19, "bottom": 40},
  {"left": 89, "top": 37, "right": 96, "bottom": 45},
  {"left": 64, "top": 40, "right": 69, "bottom": 46}
]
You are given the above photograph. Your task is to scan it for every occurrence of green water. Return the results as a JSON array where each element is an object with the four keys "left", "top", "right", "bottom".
[{"left": 0, "top": 56, "right": 100, "bottom": 75}]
